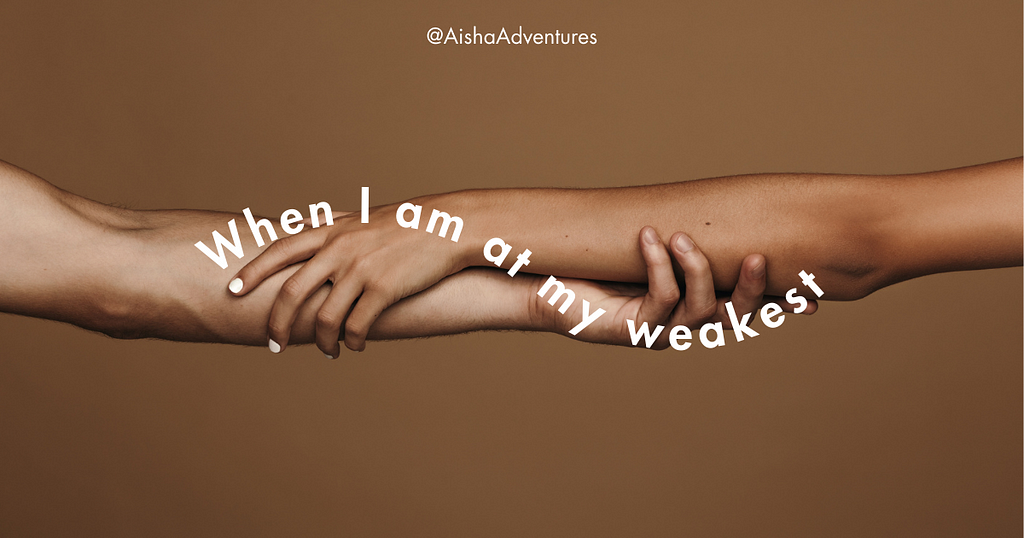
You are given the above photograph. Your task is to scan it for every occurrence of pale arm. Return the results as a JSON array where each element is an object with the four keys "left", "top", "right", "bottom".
[{"left": 0, "top": 160, "right": 539, "bottom": 346}]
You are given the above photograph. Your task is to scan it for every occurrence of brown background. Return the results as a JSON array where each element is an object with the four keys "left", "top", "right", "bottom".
[{"left": 0, "top": 1, "right": 1021, "bottom": 536}]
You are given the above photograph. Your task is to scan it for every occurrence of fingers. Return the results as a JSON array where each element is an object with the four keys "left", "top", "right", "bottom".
[
  {"left": 666, "top": 232, "right": 718, "bottom": 327},
  {"left": 267, "top": 254, "right": 348, "bottom": 353},
  {"left": 729, "top": 254, "right": 819, "bottom": 318},
  {"left": 634, "top": 227, "right": 681, "bottom": 324},
  {"left": 314, "top": 282, "right": 363, "bottom": 359},
  {"left": 730, "top": 254, "right": 767, "bottom": 315},
  {"left": 718, "top": 254, "right": 767, "bottom": 329},
  {"left": 229, "top": 229, "right": 328, "bottom": 296},
  {"left": 342, "top": 291, "right": 391, "bottom": 352}
]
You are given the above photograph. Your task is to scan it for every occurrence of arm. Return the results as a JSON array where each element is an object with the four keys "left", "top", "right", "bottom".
[
  {"left": 430, "top": 158, "right": 1023, "bottom": 298},
  {"left": 0, "top": 159, "right": 775, "bottom": 351},
  {"left": 0, "top": 159, "right": 538, "bottom": 347},
  {"left": 234, "top": 158, "right": 1022, "bottom": 351}
]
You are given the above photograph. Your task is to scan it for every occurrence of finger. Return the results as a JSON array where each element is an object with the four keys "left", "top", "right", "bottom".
[
  {"left": 667, "top": 233, "right": 718, "bottom": 327},
  {"left": 229, "top": 229, "right": 328, "bottom": 296},
  {"left": 634, "top": 227, "right": 681, "bottom": 324},
  {"left": 343, "top": 291, "right": 391, "bottom": 352},
  {"left": 315, "top": 282, "right": 363, "bottom": 359},
  {"left": 722, "top": 254, "right": 767, "bottom": 327},
  {"left": 267, "top": 256, "right": 345, "bottom": 354}
]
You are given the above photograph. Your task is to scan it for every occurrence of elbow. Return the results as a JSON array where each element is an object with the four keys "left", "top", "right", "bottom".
[
  {"left": 824, "top": 265, "right": 888, "bottom": 301},
  {"left": 811, "top": 228, "right": 893, "bottom": 301}
]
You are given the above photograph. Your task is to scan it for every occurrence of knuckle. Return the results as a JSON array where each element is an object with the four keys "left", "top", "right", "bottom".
[
  {"left": 280, "top": 278, "right": 305, "bottom": 300},
  {"left": 267, "top": 318, "right": 290, "bottom": 337},
  {"left": 691, "top": 266, "right": 712, "bottom": 282},
  {"left": 316, "top": 310, "right": 341, "bottom": 331},
  {"left": 684, "top": 257, "right": 711, "bottom": 276},
  {"left": 274, "top": 237, "right": 299, "bottom": 257},
  {"left": 660, "top": 288, "right": 681, "bottom": 306},
  {"left": 349, "top": 256, "right": 371, "bottom": 274},
  {"left": 645, "top": 250, "right": 665, "bottom": 264},
  {"left": 345, "top": 320, "right": 367, "bottom": 340}
]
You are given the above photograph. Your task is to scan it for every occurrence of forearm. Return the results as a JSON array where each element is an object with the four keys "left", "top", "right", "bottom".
[{"left": 421, "top": 158, "right": 1021, "bottom": 300}]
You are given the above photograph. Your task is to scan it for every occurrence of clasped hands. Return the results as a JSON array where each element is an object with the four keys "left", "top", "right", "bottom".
[{"left": 227, "top": 205, "right": 816, "bottom": 357}]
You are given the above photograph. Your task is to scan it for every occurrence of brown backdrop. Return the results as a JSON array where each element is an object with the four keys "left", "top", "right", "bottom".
[{"left": 1, "top": 1, "right": 1021, "bottom": 536}]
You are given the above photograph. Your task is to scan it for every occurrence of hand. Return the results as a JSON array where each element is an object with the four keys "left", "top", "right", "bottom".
[
  {"left": 545, "top": 227, "right": 816, "bottom": 349},
  {"left": 228, "top": 203, "right": 466, "bottom": 356}
]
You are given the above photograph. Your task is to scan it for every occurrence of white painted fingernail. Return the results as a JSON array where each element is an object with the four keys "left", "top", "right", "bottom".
[
  {"left": 268, "top": 339, "right": 281, "bottom": 353},
  {"left": 324, "top": 354, "right": 334, "bottom": 359},
  {"left": 228, "top": 278, "right": 243, "bottom": 294}
]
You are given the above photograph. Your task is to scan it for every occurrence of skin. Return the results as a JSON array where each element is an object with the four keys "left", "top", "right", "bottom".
[
  {"left": 230, "top": 158, "right": 1023, "bottom": 356},
  {"left": 0, "top": 159, "right": 788, "bottom": 352}
]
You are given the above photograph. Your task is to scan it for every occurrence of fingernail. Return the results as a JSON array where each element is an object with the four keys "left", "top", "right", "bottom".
[
  {"left": 268, "top": 339, "right": 281, "bottom": 353},
  {"left": 674, "top": 234, "right": 694, "bottom": 253},
  {"left": 642, "top": 227, "right": 658, "bottom": 245},
  {"left": 228, "top": 278, "right": 243, "bottom": 294},
  {"left": 324, "top": 353, "right": 335, "bottom": 359},
  {"left": 751, "top": 260, "right": 765, "bottom": 279}
]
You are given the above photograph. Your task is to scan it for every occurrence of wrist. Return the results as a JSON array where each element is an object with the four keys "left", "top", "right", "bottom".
[
  {"left": 413, "top": 189, "right": 484, "bottom": 271},
  {"left": 521, "top": 273, "right": 563, "bottom": 333}
]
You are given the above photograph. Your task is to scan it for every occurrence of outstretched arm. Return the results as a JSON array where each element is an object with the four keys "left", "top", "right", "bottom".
[
  {"left": 0, "top": 159, "right": 536, "bottom": 347},
  {"left": 0, "top": 159, "right": 781, "bottom": 351},
  {"left": 233, "top": 158, "right": 1023, "bottom": 351},
  {"left": 451, "top": 158, "right": 1023, "bottom": 293}
]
